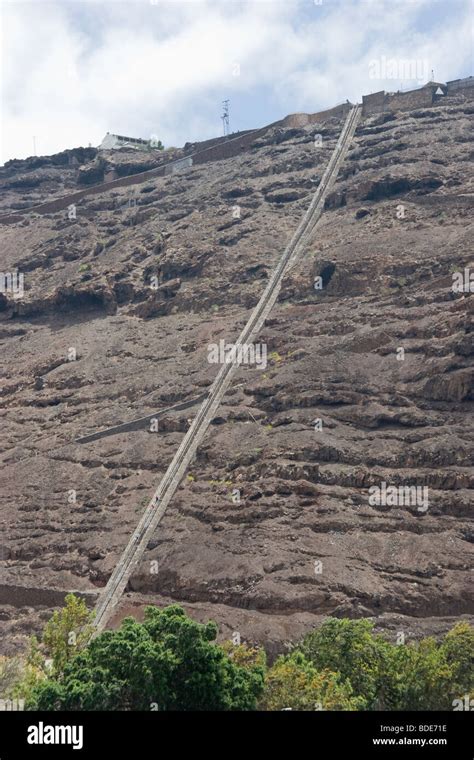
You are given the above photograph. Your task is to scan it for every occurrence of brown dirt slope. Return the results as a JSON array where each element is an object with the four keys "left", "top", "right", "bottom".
[{"left": 0, "top": 94, "right": 473, "bottom": 655}]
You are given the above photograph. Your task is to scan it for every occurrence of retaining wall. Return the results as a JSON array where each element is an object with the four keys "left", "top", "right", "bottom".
[
  {"left": 2, "top": 78, "right": 472, "bottom": 225},
  {"left": 280, "top": 102, "right": 352, "bottom": 128},
  {"left": 450, "top": 84, "right": 474, "bottom": 99},
  {"left": 0, "top": 128, "right": 267, "bottom": 225},
  {"left": 183, "top": 129, "right": 254, "bottom": 154},
  {"left": 0, "top": 102, "right": 361, "bottom": 225},
  {"left": 362, "top": 78, "right": 474, "bottom": 117},
  {"left": 0, "top": 583, "right": 98, "bottom": 608},
  {"left": 164, "top": 156, "right": 193, "bottom": 175},
  {"left": 362, "top": 86, "right": 435, "bottom": 116},
  {"left": 387, "top": 87, "right": 434, "bottom": 112}
]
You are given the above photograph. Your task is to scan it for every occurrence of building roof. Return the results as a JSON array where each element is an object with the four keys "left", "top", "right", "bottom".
[{"left": 108, "top": 133, "right": 149, "bottom": 145}]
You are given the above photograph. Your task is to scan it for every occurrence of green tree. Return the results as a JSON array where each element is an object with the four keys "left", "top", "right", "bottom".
[
  {"left": 221, "top": 640, "right": 266, "bottom": 671},
  {"left": 298, "top": 618, "right": 390, "bottom": 709},
  {"left": 259, "top": 651, "right": 363, "bottom": 711},
  {"left": 441, "top": 622, "right": 474, "bottom": 696},
  {"left": 385, "top": 637, "right": 453, "bottom": 710},
  {"left": 0, "top": 597, "right": 92, "bottom": 705},
  {"left": 28, "top": 605, "right": 265, "bottom": 711},
  {"left": 298, "top": 618, "right": 474, "bottom": 711},
  {"left": 0, "top": 650, "right": 45, "bottom": 704},
  {"left": 24, "top": 602, "right": 474, "bottom": 712},
  {"left": 0, "top": 656, "right": 23, "bottom": 698},
  {"left": 385, "top": 624, "right": 474, "bottom": 711},
  {"left": 42, "top": 593, "right": 95, "bottom": 676}
]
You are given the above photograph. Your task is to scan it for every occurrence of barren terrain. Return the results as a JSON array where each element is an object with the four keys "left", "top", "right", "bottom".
[{"left": 0, "top": 93, "right": 473, "bottom": 656}]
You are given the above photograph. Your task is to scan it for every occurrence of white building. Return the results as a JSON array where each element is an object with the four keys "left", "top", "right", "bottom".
[{"left": 99, "top": 133, "right": 150, "bottom": 151}]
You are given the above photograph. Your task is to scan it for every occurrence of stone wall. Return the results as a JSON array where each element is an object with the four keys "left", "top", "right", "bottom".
[
  {"left": 447, "top": 76, "right": 474, "bottom": 92},
  {"left": 0, "top": 583, "right": 97, "bottom": 608},
  {"left": 450, "top": 84, "right": 474, "bottom": 100},
  {"left": 360, "top": 79, "right": 474, "bottom": 116},
  {"left": 280, "top": 102, "right": 352, "bottom": 128},
  {"left": 7, "top": 80, "right": 455, "bottom": 225},
  {"left": 183, "top": 130, "right": 254, "bottom": 155},
  {"left": 387, "top": 87, "right": 434, "bottom": 112},
  {"left": 0, "top": 97, "right": 360, "bottom": 225},
  {"left": 192, "top": 127, "right": 266, "bottom": 164},
  {"left": 0, "top": 165, "right": 170, "bottom": 223},
  {"left": 362, "top": 86, "right": 435, "bottom": 116},
  {"left": 0, "top": 129, "right": 268, "bottom": 224},
  {"left": 361, "top": 90, "right": 386, "bottom": 116},
  {"left": 164, "top": 156, "right": 193, "bottom": 175}
]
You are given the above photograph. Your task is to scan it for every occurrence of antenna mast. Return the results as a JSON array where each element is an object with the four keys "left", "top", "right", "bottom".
[{"left": 221, "top": 99, "right": 230, "bottom": 136}]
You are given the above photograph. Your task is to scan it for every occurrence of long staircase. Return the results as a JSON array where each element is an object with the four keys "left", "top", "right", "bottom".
[{"left": 93, "top": 104, "right": 362, "bottom": 632}]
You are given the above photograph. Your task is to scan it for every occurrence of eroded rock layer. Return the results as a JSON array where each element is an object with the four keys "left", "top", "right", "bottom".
[{"left": 0, "top": 95, "right": 473, "bottom": 654}]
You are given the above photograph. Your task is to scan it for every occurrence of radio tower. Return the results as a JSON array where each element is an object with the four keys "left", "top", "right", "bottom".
[{"left": 222, "top": 99, "right": 230, "bottom": 136}]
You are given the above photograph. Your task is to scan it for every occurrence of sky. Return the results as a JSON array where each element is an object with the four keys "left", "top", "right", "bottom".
[{"left": 0, "top": 0, "right": 473, "bottom": 164}]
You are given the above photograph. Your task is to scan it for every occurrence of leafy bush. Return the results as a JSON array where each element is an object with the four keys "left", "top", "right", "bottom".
[
  {"left": 298, "top": 618, "right": 390, "bottom": 709},
  {"left": 383, "top": 636, "right": 453, "bottom": 710},
  {"left": 28, "top": 605, "right": 265, "bottom": 711},
  {"left": 259, "top": 651, "right": 364, "bottom": 711},
  {"left": 442, "top": 622, "right": 474, "bottom": 694},
  {"left": 298, "top": 618, "right": 474, "bottom": 711},
  {"left": 13, "top": 599, "right": 473, "bottom": 712},
  {"left": 0, "top": 651, "right": 45, "bottom": 703},
  {"left": 41, "top": 593, "right": 95, "bottom": 675}
]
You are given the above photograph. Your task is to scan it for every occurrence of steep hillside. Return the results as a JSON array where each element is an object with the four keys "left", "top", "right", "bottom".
[{"left": 0, "top": 94, "right": 473, "bottom": 656}]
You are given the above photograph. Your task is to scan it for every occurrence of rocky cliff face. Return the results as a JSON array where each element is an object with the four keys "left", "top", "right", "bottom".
[{"left": 0, "top": 93, "right": 472, "bottom": 655}]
